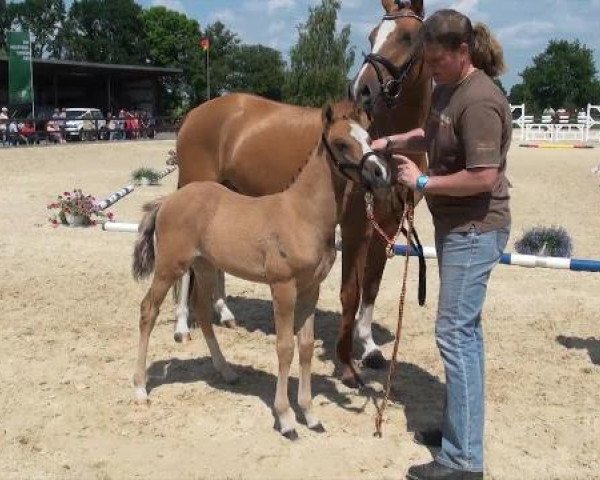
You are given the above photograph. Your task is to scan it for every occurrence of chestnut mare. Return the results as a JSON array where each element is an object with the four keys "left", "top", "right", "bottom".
[
  {"left": 175, "top": 0, "right": 431, "bottom": 385},
  {"left": 132, "top": 103, "right": 391, "bottom": 439}
]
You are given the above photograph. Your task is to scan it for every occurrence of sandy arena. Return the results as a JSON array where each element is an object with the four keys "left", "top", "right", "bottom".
[{"left": 0, "top": 140, "right": 599, "bottom": 480}]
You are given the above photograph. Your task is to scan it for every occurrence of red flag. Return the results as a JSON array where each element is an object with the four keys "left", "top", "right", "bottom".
[{"left": 200, "top": 38, "right": 210, "bottom": 51}]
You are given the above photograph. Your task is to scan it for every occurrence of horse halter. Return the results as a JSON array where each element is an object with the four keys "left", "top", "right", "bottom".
[
  {"left": 361, "top": 11, "right": 423, "bottom": 108},
  {"left": 321, "top": 133, "right": 379, "bottom": 189}
]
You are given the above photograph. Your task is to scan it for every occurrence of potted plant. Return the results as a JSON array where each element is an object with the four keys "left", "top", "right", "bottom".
[
  {"left": 47, "top": 189, "right": 114, "bottom": 227},
  {"left": 131, "top": 167, "right": 161, "bottom": 186}
]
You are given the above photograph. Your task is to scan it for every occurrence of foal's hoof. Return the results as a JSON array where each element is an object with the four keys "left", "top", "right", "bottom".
[
  {"left": 134, "top": 387, "right": 149, "bottom": 404},
  {"left": 362, "top": 350, "right": 387, "bottom": 370},
  {"left": 283, "top": 429, "right": 299, "bottom": 441},
  {"left": 309, "top": 422, "right": 326, "bottom": 433},
  {"left": 173, "top": 331, "right": 192, "bottom": 343}
]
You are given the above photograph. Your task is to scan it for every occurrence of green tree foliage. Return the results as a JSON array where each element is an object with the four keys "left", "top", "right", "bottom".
[
  {"left": 7, "top": 0, "right": 67, "bottom": 58},
  {"left": 493, "top": 78, "right": 507, "bottom": 96},
  {"left": 62, "top": 0, "right": 147, "bottom": 64},
  {"left": 141, "top": 6, "right": 202, "bottom": 112},
  {"left": 284, "top": 0, "right": 355, "bottom": 107},
  {"left": 510, "top": 40, "right": 600, "bottom": 114},
  {"left": 226, "top": 44, "right": 286, "bottom": 100},
  {"left": 0, "top": 0, "right": 8, "bottom": 53},
  {"left": 193, "top": 21, "right": 241, "bottom": 103}
]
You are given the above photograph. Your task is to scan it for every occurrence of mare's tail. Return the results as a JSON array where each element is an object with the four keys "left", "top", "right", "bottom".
[{"left": 132, "top": 199, "right": 164, "bottom": 281}]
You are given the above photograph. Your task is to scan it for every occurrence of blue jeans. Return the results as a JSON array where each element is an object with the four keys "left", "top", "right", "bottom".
[{"left": 434, "top": 225, "right": 509, "bottom": 472}]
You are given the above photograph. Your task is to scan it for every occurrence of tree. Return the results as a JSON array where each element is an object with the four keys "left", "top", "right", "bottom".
[
  {"left": 142, "top": 6, "right": 203, "bottom": 113},
  {"left": 510, "top": 40, "right": 600, "bottom": 114},
  {"left": 284, "top": 0, "right": 355, "bottom": 107},
  {"left": 8, "top": 0, "right": 67, "bottom": 58},
  {"left": 226, "top": 44, "right": 286, "bottom": 100},
  {"left": 493, "top": 78, "right": 507, "bottom": 96},
  {"left": 191, "top": 21, "right": 241, "bottom": 103},
  {"left": 62, "top": 0, "right": 147, "bottom": 64},
  {"left": 0, "top": 0, "right": 8, "bottom": 53}
]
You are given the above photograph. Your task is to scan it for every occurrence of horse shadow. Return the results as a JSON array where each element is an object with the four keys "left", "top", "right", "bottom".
[
  {"left": 157, "top": 295, "right": 445, "bottom": 442},
  {"left": 146, "top": 355, "right": 444, "bottom": 444},
  {"left": 223, "top": 295, "right": 395, "bottom": 366},
  {"left": 556, "top": 335, "right": 600, "bottom": 365}
]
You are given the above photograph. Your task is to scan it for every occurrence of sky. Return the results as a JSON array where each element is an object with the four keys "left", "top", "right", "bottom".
[{"left": 142, "top": 0, "right": 600, "bottom": 91}]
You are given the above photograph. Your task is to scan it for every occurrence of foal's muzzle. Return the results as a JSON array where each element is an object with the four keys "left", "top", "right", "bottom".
[{"left": 361, "top": 152, "right": 392, "bottom": 189}]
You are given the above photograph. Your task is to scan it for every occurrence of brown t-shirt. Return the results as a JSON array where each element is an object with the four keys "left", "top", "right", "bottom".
[{"left": 424, "top": 69, "right": 511, "bottom": 235}]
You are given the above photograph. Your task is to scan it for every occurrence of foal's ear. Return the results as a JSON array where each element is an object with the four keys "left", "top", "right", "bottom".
[
  {"left": 381, "top": 0, "right": 398, "bottom": 13},
  {"left": 322, "top": 103, "right": 334, "bottom": 128}
]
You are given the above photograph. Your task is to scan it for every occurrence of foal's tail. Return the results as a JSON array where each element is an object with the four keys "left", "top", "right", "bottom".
[{"left": 132, "top": 199, "right": 164, "bottom": 281}]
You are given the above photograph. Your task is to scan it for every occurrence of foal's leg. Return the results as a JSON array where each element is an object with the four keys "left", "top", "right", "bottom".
[
  {"left": 271, "top": 281, "right": 298, "bottom": 439},
  {"left": 173, "top": 270, "right": 192, "bottom": 343},
  {"left": 213, "top": 269, "right": 236, "bottom": 328},
  {"left": 133, "top": 272, "right": 177, "bottom": 403},
  {"left": 296, "top": 285, "right": 324, "bottom": 432},
  {"left": 193, "top": 260, "right": 237, "bottom": 383}
]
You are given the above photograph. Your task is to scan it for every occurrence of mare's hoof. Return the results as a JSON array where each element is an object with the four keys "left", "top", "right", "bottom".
[
  {"left": 362, "top": 350, "right": 387, "bottom": 370},
  {"left": 222, "top": 319, "right": 237, "bottom": 329},
  {"left": 341, "top": 373, "right": 361, "bottom": 389},
  {"left": 222, "top": 370, "right": 239, "bottom": 384},
  {"left": 283, "top": 429, "right": 299, "bottom": 441},
  {"left": 173, "top": 331, "right": 191, "bottom": 343},
  {"left": 309, "top": 423, "right": 326, "bottom": 433}
]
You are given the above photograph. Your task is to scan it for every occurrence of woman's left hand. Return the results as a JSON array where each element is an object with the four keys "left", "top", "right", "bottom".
[{"left": 394, "top": 154, "right": 422, "bottom": 190}]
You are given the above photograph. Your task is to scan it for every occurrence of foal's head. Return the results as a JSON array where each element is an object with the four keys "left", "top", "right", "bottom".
[
  {"left": 321, "top": 101, "right": 392, "bottom": 190},
  {"left": 350, "top": 0, "right": 426, "bottom": 113}
]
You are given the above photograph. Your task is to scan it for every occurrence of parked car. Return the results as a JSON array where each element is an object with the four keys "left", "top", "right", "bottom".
[{"left": 64, "top": 108, "right": 106, "bottom": 141}]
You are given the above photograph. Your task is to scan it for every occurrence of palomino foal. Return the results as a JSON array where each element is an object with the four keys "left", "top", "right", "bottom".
[{"left": 131, "top": 103, "right": 391, "bottom": 439}]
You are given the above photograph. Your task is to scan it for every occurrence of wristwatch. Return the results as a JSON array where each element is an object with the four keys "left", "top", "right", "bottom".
[
  {"left": 385, "top": 136, "right": 393, "bottom": 150},
  {"left": 415, "top": 174, "right": 429, "bottom": 192}
]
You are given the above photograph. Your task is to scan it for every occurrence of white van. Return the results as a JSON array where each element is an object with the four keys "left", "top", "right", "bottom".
[{"left": 63, "top": 108, "right": 106, "bottom": 141}]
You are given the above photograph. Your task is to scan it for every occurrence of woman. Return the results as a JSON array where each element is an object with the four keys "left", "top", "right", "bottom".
[{"left": 372, "top": 10, "right": 511, "bottom": 480}]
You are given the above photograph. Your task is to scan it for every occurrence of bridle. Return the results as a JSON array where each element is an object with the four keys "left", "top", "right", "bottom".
[
  {"left": 321, "top": 132, "right": 380, "bottom": 189},
  {"left": 361, "top": 11, "right": 423, "bottom": 108}
]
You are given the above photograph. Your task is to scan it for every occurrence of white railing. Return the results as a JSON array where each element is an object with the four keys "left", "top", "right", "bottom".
[{"left": 512, "top": 103, "right": 600, "bottom": 143}]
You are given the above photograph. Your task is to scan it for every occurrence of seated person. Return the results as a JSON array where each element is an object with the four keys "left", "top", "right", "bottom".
[{"left": 19, "top": 121, "right": 37, "bottom": 144}]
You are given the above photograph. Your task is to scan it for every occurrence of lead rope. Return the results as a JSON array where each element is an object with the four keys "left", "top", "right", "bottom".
[{"left": 367, "top": 190, "right": 415, "bottom": 438}]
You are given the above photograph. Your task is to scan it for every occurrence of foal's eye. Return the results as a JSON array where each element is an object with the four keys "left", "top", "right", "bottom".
[{"left": 400, "top": 33, "right": 412, "bottom": 44}]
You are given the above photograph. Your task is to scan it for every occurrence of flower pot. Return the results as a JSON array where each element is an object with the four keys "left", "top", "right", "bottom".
[{"left": 66, "top": 213, "right": 87, "bottom": 227}]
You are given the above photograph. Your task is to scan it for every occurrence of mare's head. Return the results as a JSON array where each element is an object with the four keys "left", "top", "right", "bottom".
[
  {"left": 321, "top": 101, "right": 391, "bottom": 190},
  {"left": 350, "top": 0, "right": 426, "bottom": 114}
]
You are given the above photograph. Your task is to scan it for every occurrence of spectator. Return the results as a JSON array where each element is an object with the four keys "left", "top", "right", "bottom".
[
  {"left": 81, "top": 109, "right": 95, "bottom": 141},
  {"left": 20, "top": 120, "right": 37, "bottom": 145},
  {"left": 46, "top": 119, "right": 64, "bottom": 144},
  {"left": 7, "top": 120, "right": 19, "bottom": 146},
  {"left": 107, "top": 113, "right": 120, "bottom": 141},
  {"left": 0, "top": 106, "right": 8, "bottom": 146}
]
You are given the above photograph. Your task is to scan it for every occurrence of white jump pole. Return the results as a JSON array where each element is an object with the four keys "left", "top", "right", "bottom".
[
  {"left": 96, "top": 185, "right": 135, "bottom": 211},
  {"left": 394, "top": 245, "right": 600, "bottom": 273},
  {"left": 103, "top": 221, "right": 138, "bottom": 233}
]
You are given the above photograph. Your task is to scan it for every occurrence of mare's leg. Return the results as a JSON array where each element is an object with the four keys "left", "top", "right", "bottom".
[
  {"left": 173, "top": 271, "right": 192, "bottom": 343},
  {"left": 296, "top": 285, "right": 324, "bottom": 432},
  {"left": 338, "top": 189, "right": 370, "bottom": 386},
  {"left": 271, "top": 281, "right": 298, "bottom": 439},
  {"left": 193, "top": 259, "right": 237, "bottom": 383},
  {"left": 213, "top": 269, "right": 236, "bottom": 328}
]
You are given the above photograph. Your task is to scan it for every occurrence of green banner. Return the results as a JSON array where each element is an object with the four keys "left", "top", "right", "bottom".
[{"left": 8, "top": 31, "right": 33, "bottom": 105}]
